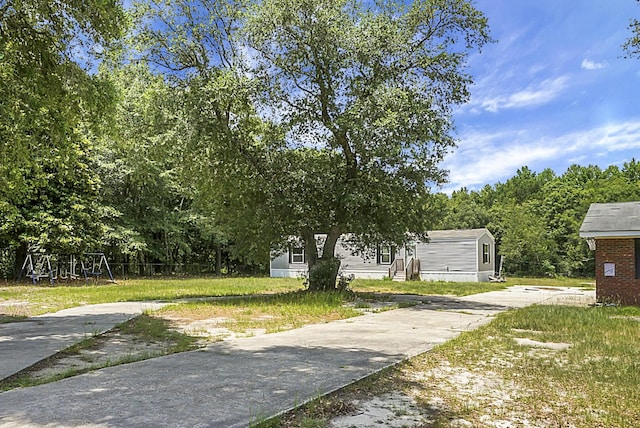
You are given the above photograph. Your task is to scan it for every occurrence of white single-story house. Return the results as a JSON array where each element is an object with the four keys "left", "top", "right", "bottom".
[{"left": 270, "top": 228, "right": 496, "bottom": 282}]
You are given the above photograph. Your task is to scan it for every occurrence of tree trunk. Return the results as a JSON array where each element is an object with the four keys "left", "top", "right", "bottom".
[
  {"left": 302, "top": 229, "right": 318, "bottom": 271},
  {"left": 13, "top": 243, "right": 27, "bottom": 281},
  {"left": 216, "top": 244, "right": 222, "bottom": 277},
  {"left": 306, "top": 227, "right": 342, "bottom": 292}
]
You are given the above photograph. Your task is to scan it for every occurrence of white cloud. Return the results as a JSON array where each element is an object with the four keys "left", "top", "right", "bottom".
[
  {"left": 469, "top": 76, "right": 569, "bottom": 113},
  {"left": 581, "top": 58, "right": 608, "bottom": 70},
  {"left": 442, "top": 119, "right": 640, "bottom": 192}
]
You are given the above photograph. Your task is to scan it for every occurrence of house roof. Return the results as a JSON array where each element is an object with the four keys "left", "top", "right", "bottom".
[
  {"left": 428, "top": 228, "right": 492, "bottom": 240},
  {"left": 579, "top": 202, "right": 640, "bottom": 238}
]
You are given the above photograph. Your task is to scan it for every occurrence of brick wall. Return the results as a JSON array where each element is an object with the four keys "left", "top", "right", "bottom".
[{"left": 595, "top": 238, "right": 640, "bottom": 305}]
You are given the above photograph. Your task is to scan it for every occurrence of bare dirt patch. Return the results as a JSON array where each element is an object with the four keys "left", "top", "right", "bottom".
[
  {"left": 0, "top": 300, "right": 31, "bottom": 320},
  {"left": 162, "top": 314, "right": 268, "bottom": 341},
  {"left": 513, "top": 337, "right": 571, "bottom": 350},
  {"left": 329, "top": 391, "right": 428, "bottom": 427},
  {"left": 311, "top": 360, "right": 543, "bottom": 428}
]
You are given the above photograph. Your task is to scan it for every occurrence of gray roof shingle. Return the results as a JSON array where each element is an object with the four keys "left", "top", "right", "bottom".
[
  {"left": 428, "top": 228, "right": 492, "bottom": 240},
  {"left": 579, "top": 202, "right": 640, "bottom": 238}
]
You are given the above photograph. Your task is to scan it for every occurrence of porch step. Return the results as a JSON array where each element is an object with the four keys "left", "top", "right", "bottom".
[{"left": 392, "top": 273, "right": 406, "bottom": 282}]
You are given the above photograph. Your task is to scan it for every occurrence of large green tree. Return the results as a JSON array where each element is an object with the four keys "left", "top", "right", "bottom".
[
  {"left": 0, "top": 0, "right": 126, "bottom": 272},
  {"left": 133, "top": 0, "right": 491, "bottom": 289},
  {"left": 239, "top": 0, "right": 491, "bottom": 289}
]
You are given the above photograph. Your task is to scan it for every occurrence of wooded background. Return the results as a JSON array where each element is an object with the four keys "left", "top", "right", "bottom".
[{"left": 2, "top": 0, "right": 639, "bottom": 280}]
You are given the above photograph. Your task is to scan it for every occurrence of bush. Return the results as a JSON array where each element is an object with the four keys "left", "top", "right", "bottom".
[{"left": 307, "top": 257, "right": 341, "bottom": 291}]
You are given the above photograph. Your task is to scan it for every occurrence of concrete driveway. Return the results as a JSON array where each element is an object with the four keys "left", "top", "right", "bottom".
[{"left": 0, "top": 286, "right": 594, "bottom": 427}]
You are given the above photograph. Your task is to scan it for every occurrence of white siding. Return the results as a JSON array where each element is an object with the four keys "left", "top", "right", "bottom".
[
  {"left": 477, "top": 233, "right": 495, "bottom": 273},
  {"left": 269, "top": 229, "right": 496, "bottom": 282},
  {"left": 418, "top": 239, "right": 477, "bottom": 272},
  {"left": 270, "top": 253, "right": 290, "bottom": 270}
]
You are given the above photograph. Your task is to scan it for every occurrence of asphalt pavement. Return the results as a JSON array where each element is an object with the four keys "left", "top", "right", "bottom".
[{"left": 0, "top": 286, "right": 594, "bottom": 427}]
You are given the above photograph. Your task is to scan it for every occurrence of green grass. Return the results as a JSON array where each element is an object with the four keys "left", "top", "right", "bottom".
[
  {"left": 351, "top": 276, "right": 594, "bottom": 296},
  {"left": 0, "top": 314, "right": 27, "bottom": 323},
  {"left": 0, "top": 277, "right": 304, "bottom": 316},
  {"left": 157, "top": 291, "right": 362, "bottom": 335},
  {"left": 400, "top": 304, "right": 640, "bottom": 427},
  {"left": 118, "top": 313, "right": 200, "bottom": 352},
  {"left": 350, "top": 278, "right": 508, "bottom": 296},
  {"left": 503, "top": 276, "right": 595, "bottom": 288},
  {"left": 1, "top": 276, "right": 596, "bottom": 318}
]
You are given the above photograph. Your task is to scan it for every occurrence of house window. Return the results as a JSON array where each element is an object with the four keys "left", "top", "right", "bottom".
[
  {"left": 482, "top": 243, "right": 491, "bottom": 264},
  {"left": 379, "top": 245, "right": 392, "bottom": 265},
  {"left": 291, "top": 247, "right": 305, "bottom": 264},
  {"left": 636, "top": 239, "right": 640, "bottom": 279}
]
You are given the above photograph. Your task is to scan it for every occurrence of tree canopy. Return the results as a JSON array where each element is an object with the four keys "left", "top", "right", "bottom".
[
  {"left": 0, "top": 0, "right": 126, "bottom": 274},
  {"left": 133, "top": 0, "right": 492, "bottom": 289},
  {"left": 435, "top": 162, "right": 640, "bottom": 277},
  {"left": 4, "top": 0, "right": 639, "bottom": 284}
]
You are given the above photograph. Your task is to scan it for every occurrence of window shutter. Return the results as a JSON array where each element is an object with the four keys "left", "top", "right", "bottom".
[{"left": 288, "top": 247, "right": 292, "bottom": 264}]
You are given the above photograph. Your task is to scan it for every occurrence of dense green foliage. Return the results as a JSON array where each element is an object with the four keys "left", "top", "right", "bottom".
[
  {"left": 0, "top": 0, "right": 126, "bottom": 277},
  {"left": 435, "top": 163, "right": 640, "bottom": 276},
  {"left": 1, "top": 1, "right": 638, "bottom": 282},
  {"left": 235, "top": 0, "right": 491, "bottom": 290},
  {"left": 126, "top": 0, "right": 492, "bottom": 289}
]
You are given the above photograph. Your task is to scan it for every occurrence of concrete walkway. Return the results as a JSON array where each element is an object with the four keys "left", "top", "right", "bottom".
[
  {"left": 0, "top": 286, "right": 594, "bottom": 428},
  {"left": 0, "top": 302, "right": 167, "bottom": 381}
]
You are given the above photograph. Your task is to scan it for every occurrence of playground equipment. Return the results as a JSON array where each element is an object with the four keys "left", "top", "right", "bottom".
[
  {"left": 81, "top": 252, "right": 115, "bottom": 282},
  {"left": 57, "top": 255, "right": 84, "bottom": 280},
  {"left": 18, "top": 252, "right": 115, "bottom": 284},
  {"left": 18, "top": 253, "right": 55, "bottom": 285}
]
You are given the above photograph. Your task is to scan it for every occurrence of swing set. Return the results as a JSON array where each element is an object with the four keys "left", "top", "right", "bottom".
[
  {"left": 81, "top": 253, "right": 115, "bottom": 282},
  {"left": 18, "top": 252, "right": 115, "bottom": 285},
  {"left": 18, "top": 253, "right": 55, "bottom": 285}
]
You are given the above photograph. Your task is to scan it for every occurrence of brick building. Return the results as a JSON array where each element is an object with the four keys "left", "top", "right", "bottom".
[{"left": 580, "top": 202, "right": 640, "bottom": 305}]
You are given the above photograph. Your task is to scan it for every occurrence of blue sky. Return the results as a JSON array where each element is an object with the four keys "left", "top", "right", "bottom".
[{"left": 442, "top": 0, "right": 640, "bottom": 193}]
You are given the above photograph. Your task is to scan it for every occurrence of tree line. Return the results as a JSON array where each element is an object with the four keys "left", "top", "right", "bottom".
[
  {"left": 434, "top": 164, "right": 640, "bottom": 277},
  {"left": 1, "top": 1, "right": 638, "bottom": 283}
]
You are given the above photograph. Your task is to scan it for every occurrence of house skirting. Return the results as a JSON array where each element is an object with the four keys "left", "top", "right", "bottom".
[
  {"left": 270, "top": 268, "right": 307, "bottom": 278},
  {"left": 271, "top": 267, "right": 490, "bottom": 282},
  {"left": 420, "top": 271, "right": 491, "bottom": 283}
]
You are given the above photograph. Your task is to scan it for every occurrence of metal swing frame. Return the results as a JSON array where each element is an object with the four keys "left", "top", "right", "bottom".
[
  {"left": 18, "top": 253, "right": 55, "bottom": 285},
  {"left": 81, "top": 252, "right": 115, "bottom": 282},
  {"left": 17, "top": 253, "right": 116, "bottom": 284}
]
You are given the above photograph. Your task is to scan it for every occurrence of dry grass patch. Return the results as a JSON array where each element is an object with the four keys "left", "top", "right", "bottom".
[
  {"left": 0, "top": 277, "right": 304, "bottom": 316},
  {"left": 395, "top": 304, "right": 640, "bottom": 427},
  {"left": 270, "top": 304, "right": 640, "bottom": 427},
  {"left": 157, "top": 291, "right": 362, "bottom": 337}
]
